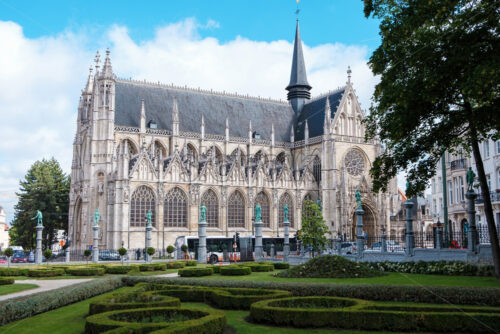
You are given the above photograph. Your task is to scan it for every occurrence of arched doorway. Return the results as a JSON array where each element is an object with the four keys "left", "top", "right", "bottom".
[{"left": 351, "top": 204, "right": 376, "bottom": 246}]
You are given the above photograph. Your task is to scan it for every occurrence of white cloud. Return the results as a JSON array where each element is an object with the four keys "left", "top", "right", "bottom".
[{"left": 0, "top": 18, "right": 377, "bottom": 223}]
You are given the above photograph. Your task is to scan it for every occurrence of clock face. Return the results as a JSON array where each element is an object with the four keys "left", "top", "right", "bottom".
[{"left": 344, "top": 149, "right": 365, "bottom": 176}]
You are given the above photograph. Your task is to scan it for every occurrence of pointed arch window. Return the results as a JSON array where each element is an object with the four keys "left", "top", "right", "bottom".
[
  {"left": 313, "top": 156, "right": 321, "bottom": 183},
  {"left": 130, "top": 186, "right": 155, "bottom": 227},
  {"left": 255, "top": 192, "right": 270, "bottom": 228},
  {"left": 279, "top": 193, "right": 294, "bottom": 228},
  {"left": 201, "top": 189, "right": 219, "bottom": 228},
  {"left": 164, "top": 187, "right": 187, "bottom": 228},
  {"left": 228, "top": 190, "right": 245, "bottom": 228}
]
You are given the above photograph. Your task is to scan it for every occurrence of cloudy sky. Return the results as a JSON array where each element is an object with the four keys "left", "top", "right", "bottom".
[{"left": 0, "top": 0, "right": 386, "bottom": 223}]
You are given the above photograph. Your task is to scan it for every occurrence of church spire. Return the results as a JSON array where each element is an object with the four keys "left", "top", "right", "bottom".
[
  {"left": 83, "top": 65, "right": 94, "bottom": 95},
  {"left": 286, "top": 20, "right": 311, "bottom": 117},
  {"left": 323, "top": 97, "right": 331, "bottom": 133},
  {"left": 100, "top": 48, "right": 115, "bottom": 79}
]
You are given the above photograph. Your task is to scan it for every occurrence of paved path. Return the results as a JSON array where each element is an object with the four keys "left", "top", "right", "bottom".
[
  {"left": 0, "top": 278, "right": 94, "bottom": 302},
  {"left": 155, "top": 272, "right": 179, "bottom": 278}
]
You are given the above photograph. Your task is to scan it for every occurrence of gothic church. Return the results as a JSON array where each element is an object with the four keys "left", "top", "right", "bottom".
[{"left": 69, "top": 21, "right": 399, "bottom": 250}]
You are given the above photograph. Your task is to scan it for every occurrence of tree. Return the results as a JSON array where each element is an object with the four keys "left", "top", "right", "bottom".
[
  {"left": 146, "top": 247, "right": 155, "bottom": 263},
  {"left": 4, "top": 248, "right": 13, "bottom": 268},
  {"left": 9, "top": 158, "right": 70, "bottom": 251},
  {"left": 118, "top": 247, "right": 127, "bottom": 265},
  {"left": 363, "top": 0, "right": 500, "bottom": 278},
  {"left": 84, "top": 249, "right": 91, "bottom": 266},
  {"left": 300, "top": 200, "right": 330, "bottom": 257},
  {"left": 43, "top": 249, "right": 52, "bottom": 268},
  {"left": 166, "top": 245, "right": 175, "bottom": 259}
]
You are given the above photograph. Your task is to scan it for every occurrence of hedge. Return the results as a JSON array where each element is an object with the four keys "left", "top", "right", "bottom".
[
  {"left": 122, "top": 276, "right": 500, "bottom": 307},
  {"left": 89, "top": 289, "right": 181, "bottom": 315},
  {"left": 66, "top": 267, "right": 105, "bottom": 276},
  {"left": 240, "top": 263, "right": 274, "bottom": 272},
  {"left": 250, "top": 296, "right": 500, "bottom": 333},
  {"left": 166, "top": 261, "right": 185, "bottom": 269},
  {"left": 178, "top": 268, "right": 213, "bottom": 277},
  {"left": 0, "top": 277, "right": 123, "bottom": 325},
  {"left": 104, "top": 266, "right": 133, "bottom": 275},
  {"left": 0, "top": 268, "right": 28, "bottom": 276},
  {"left": 210, "top": 265, "right": 222, "bottom": 273},
  {"left": 0, "top": 277, "right": 14, "bottom": 285},
  {"left": 85, "top": 306, "right": 226, "bottom": 334},
  {"left": 366, "top": 261, "right": 495, "bottom": 277},
  {"left": 185, "top": 260, "right": 198, "bottom": 266},
  {"left": 220, "top": 265, "right": 251, "bottom": 276},
  {"left": 138, "top": 263, "right": 166, "bottom": 272},
  {"left": 273, "top": 263, "right": 290, "bottom": 270},
  {"left": 27, "top": 268, "right": 64, "bottom": 277}
]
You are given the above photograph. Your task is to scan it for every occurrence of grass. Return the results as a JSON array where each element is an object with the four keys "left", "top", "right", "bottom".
[
  {"left": 187, "top": 270, "right": 500, "bottom": 287},
  {"left": 12, "top": 267, "right": 179, "bottom": 280},
  {"left": 0, "top": 284, "right": 38, "bottom": 296}
]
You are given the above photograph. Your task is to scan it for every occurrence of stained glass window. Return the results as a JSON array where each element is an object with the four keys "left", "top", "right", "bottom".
[
  {"left": 164, "top": 187, "right": 187, "bottom": 227},
  {"left": 344, "top": 150, "right": 365, "bottom": 176},
  {"left": 201, "top": 189, "right": 219, "bottom": 228},
  {"left": 130, "top": 186, "right": 155, "bottom": 227},
  {"left": 228, "top": 190, "right": 245, "bottom": 228}
]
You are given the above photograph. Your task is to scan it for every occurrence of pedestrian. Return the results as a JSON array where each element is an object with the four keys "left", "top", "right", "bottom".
[{"left": 136, "top": 248, "right": 140, "bottom": 260}]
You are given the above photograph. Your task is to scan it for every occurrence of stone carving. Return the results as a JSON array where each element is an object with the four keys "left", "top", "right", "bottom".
[
  {"left": 221, "top": 186, "right": 227, "bottom": 207},
  {"left": 248, "top": 188, "right": 255, "bottom": 208},
  {"left": 123, "top": 186, "right": 129, "bottom": 202},
  {"left": 97, "top": 182, "right": 104, "bottom": 195},
  {"left": 272, "top": 189, "right": 278, "bottom": 206},
  {"left": 190, "top": 183, "right": 200, "bottom": 203}
]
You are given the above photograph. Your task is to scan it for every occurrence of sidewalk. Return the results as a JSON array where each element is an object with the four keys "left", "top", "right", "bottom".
[{"left": 0, "top": 278, "right": 93, "bottom": 302}]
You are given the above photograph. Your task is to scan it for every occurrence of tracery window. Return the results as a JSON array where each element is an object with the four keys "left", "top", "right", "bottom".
[
  {"left": 201, "top": 189, "right": 219, "bottom": 228},
  {"left": 276, "top": 152, "right": 287, "bottom": 166},
  {"left": 279, "top": 193, "right": 294, "bottom": 228},
  {"left": 254, "top": 191, "right": 270, "bottom": 228},
  {"left": 344, "top": 149, "right": 365, "bottom": 176},
  {"left": 228, "top": 190, "right": 245, "bottom": 228},
  {"left": 130, "top": 186, "right": 155, "bottom": 227},
  {"left": 164, "top": 187, "right": 187, "bottom": 228},
  {"left": 313, "top": 156, "right": 321, "bottom": 183}
]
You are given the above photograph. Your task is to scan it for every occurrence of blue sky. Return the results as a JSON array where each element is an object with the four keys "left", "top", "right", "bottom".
[{"left": 0, "top": 0, "right": 387, "bottom": 223}]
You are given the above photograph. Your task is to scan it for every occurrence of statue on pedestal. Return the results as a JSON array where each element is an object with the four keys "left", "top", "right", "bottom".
[
  {"left": 255, "top": 204, "right": 262, "bottom": 222},
  {"left": 146, "top": 210, "right": 152, "bottom": 227},
  {"left": 284, "top": 204, "right": 288, "bottom": 222},
  {"left": 94, "top": 209, "right": 100, "bottom": 227},
  {"left": 467, "top": 167, "right": 476, "bottom": 192},
  {"left": 200, "top": 204, "right": 207, "bottom": 222},
  {"left": 32, "top": 210, "right": 43, "bottom": 226},
  {"left": 355, "top": 189, "right": 362, "bottom": 209}
]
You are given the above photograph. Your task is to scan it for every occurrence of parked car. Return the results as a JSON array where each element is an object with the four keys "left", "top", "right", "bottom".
[
  {"left": 341, "top": 242, "right": 357, "bottom": 254},
  {"left": 366, "top": 241, "right": 404, "bottom": 253},
  {"left": 0, "top": 256, "right": 7, "bottom": 264},
  {"left": 11, "top": 253, "right": 28, "bottom": 263},
  {"left": 99, "top": 250, "right": 121, "bottom": 261}
]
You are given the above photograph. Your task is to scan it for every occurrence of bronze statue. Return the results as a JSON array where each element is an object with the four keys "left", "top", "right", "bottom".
[
  {"left": 32, "top": 210, "right": 43, "bottom": 227},
  {"left": 284, "top": 204, "right": 288, "bottom": 222},
  {"left": 466, "top": 167, "right": 476, "bottom": 191},
  {"left": 255, "top": 204, "right": 262, "bottom": 222},
  {"left": 94, "top": 209, "right": 100, "bottom": 227},
  {"left": 355, "top": 189, "right": 362, "bottom": 209},
  {"left": 146, "top": 210, "right": 152, "bottom": 227},
  {"left": 200, "top": 204, "right": 207, "bottom": 222}
]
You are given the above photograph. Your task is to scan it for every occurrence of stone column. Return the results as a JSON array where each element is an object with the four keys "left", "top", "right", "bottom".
[
  {"left": 92, "top": 225, "right": 99, "bottom": 263},
  {"left": 254, "top": 219, "right": 263, "bottom": 259},
  {"left": 145, "top": 224, "right": 152, "bottom": 263},
  {"left": 404, "top": 200, "right": 414, "bottom": 256},
  {"left": 355, "top": 206, "right": 365, "bottom": 260},
  {"left": 198, "top": 219, "right": 207, "bottom": 264},
  {"left": 283, "top": 219, "right": 290, "bottom": 262},
  {"left": 65, "top": 246, "right": 70, "bottom": 263},
  {"left": 436, "top": 223, "right": 443, "bottom": 249},
  {"left": 35, "top": 225, "right": 44, "bottom": 265},
  {"left": 466, "top": 190, "right": 478, "bottom": 252},
  {"left": 381, "top": 231, "right": 387, "bottom": 253}
]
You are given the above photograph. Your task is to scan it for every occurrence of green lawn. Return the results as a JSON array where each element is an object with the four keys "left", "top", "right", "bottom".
[
  {"left": 188, "top": 270, "right": 500, "bottom": 287},
  {"left": 0, "top": 284, "right": 38, "bottom": 296},
  {"left": 12, "top": 268, "right": 179, "bottom": 280}
]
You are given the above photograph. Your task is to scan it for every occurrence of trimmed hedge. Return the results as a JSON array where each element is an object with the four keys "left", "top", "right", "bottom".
[
  {"left": 250, "top": 296, "right": 500, "bottom": 333},
  {"left": 0, "top": 277, "right": 14, "bottom": 285},
  {"left": 185, "top": 260, "right": 198, "bottom": 266},
  {"left": 27, "top": 268, "right": 64, "bottom": 277},
  {"left": 122, "top": 276, "right": 500, "bottom": 307},
  {"left": 0, "top": 277, "right": 123, "bottom": 325},
  {"left": 104, "top": 266, "right": 133, "bottom": 275},
  {"left": 273, "top": 262, "right": 290, "bottom": 270},
  {"left": 220, "top": 265, "right": 251, "bottom": 276},
  {"left": 210, "top": 265, "right": 221, "bottom": 273},
  {"left": 240, "top": 263, "right": 274, "bottom": 272},
  {"left": 0, "top": 268, "right": 28, "bottom": 276},
  {"left": 85, "top": 306, "right": 226, "bottom": 334},
  {"left": 178, "top": 268, "right": 213, "bottom": 277},
  {"left": 138, "top": 263, "right": 166, "bottom": 272},
  {"left": 66, "top": 267, "right": 105, "bottom": 276},
  {"left": 166, "top": 261, "right": 185, "bottom": 269},
  {"left": 366, "top": 261, "right": 495, "bottom": 277}
]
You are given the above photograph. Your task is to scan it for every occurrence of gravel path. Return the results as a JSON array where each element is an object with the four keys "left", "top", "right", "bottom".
[
  {"left": 155, "top": 272, "right": 179, "bottom": 278},
  {"left": 0, "top": 278, "right": 94, "bottom": 302}
]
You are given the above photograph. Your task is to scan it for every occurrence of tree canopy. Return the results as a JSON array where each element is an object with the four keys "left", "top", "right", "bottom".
[
  {"left": 300, "top": 200, "right": 330, "bottom": 255},
  {"left": 9, "top": 158, "right": 70, "bottom": 250}
]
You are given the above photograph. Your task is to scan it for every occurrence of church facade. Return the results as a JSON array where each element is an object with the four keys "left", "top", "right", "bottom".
[{"left": 68, "top": 22, "right": 399, "bottom": 251}]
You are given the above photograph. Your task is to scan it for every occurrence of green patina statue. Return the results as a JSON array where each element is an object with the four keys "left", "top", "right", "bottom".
[
  {"left": 146, "top": 210, "right": 153, "bottom": 227},
  {"left": 32, "top": 210, "right": 43, "bottom": 227},
  {"left": 94, "top": 209, "right": 100, "bottom": 227},
  {"left": 355, "top": 189, "right": 362, "bottom": 209},
  {"left": 284, "top": 204, "right": 288, "bottom": 222},
  {"left": 467, "top": 167, "right": 476, "bottom": 191},
  {"left": 316, "top": 198, "right": 322, "bottom": 211},
  {"left": 200, "top": 204, "right": 207, "bottom": 222},
  {"left": 255, "top": 204, "right": 262, "bottom": 222}
]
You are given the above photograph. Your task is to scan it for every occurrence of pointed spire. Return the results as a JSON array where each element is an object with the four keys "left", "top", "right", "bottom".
[
  {"left": 323, "top": 97, "right": 331, "bottom": 132},
  {"left": 271, "top": 123, "right": 275, "bottom": 146},
  {"left": 100, "top": 48, "right": 115, "bottom": 79},
  {"left": 305, "top": 119, "right": 309, "bottom": 142},
  {"left": 347, "top": 66, "right": 352, "bottom": 85},
  {"left": 248, "top": 120, "right": 253, "bottom": 142},
  {"left": 290, "top": 126, "right": 295, "bottom": 143},
  {"left": 225, "top": 117, "right": 229, "bottom": 141},
  {"left": 200, "top": 114, "right": 205, "bottom": 139},
  {"left": 94, "top": 51, "right": 101, "bottom": 73},
  {"left": 83, "top": 65, "right": 94, "bottom": 95},
  {"left": 140, "top": 99, "right": 146, "bottom": 132},
  {"left": 172, "top": 98, "right": 179, "bottom": 136}
]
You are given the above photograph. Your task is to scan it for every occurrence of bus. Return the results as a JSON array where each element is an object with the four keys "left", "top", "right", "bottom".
[{"left": 175, "top": 235, "right": 298, "bottom": 263}]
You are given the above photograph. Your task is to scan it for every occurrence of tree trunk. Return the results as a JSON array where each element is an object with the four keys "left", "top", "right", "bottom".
[{"left": 471, "top": 137, "right": 500, "bottom": 279}]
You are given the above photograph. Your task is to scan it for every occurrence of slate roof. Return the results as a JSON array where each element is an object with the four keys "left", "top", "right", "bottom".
[
  {"left": 295, "top": 89, "right": 345, "bottom": 141},
  {"left": 114, "top": 80, "right": 295, "bottom": 142}
]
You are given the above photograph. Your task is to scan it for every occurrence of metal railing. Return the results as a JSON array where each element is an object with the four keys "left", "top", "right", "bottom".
[
  {"left": 450, "top": 158, "right": 467, "bottom": 170},
  {"left": 475, "top": 191, "right": 500, "bottom": 204}
]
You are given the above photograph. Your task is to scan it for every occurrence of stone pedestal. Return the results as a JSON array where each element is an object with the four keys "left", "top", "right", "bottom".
[
  {"left": 65, "top": 248, "right": 70, "bottom": 263},
  {"left": 35, "top": 225, "right": 44, "bottom": 265},
  {"left": 283, "top": 219, "right": 290, "bottom": 262},
  {"left": 355, "top": 207, "right": 365, "bottom": 260},
  {"left": 436, "top": 225, "right": 443, "bottom": 249},
  {"left": 404, "top": 200, "right": 414, "bottom": 256},
  {"left": 92, "top": 225, "right": 99, "bottom": 263},
  {"left": 381, "top": 233, "right": 387, "bottom": 253},
  {"left": 270, "top": 244, "right": 275, "bottom": 258},
  {"left": 198, "top": 220, "right": 207, "bottom": 264},
  {"left": 145, "top": 225, "right": 152, "bottom": 263},
  {"left": 254, "top": 219, "right": 263, "bottom": 259},
  {"left": 466, "top": 190, "right": 478, "bottom": 252}
]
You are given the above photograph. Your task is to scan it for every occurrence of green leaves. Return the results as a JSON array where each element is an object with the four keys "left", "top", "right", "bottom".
[{"left": 300, "top": 200, "right": 330, "bottom": 254}]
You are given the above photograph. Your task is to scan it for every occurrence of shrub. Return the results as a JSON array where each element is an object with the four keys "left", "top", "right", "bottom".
[
  {"left": 27, "top": 268, "right": 64, "bottom": 277},
  {"left": 366, "top": 261, "right": 495, "bottom": 277},
  {"left": 250, "top": 296, "right": 500, "bottom": 333},
  {"left": 185, "top": 260, "right": 198, "bottom": 266},
  {"left": 122, "top": 276, "right": 500, "bottom": 307},
  {"left": 0, "top": 277, "right": 123, "bottom": 325},
  {"left": 85, "top": 306, "right": 226, "bottom": 334},
  {"left": 220, "top": 265, "right": 251, "bottom": 276},
  {"left": 0, "top": 277, "right": 14, "bottom": 285},
  {"left": 43, "top": 249, "right": 52, "bottom": 266},
  {"left": 243, "top": 263, "right": 274, "bottom": 272},
  {"left": 209, "top": 287, "right": 291, "bottom": 310},
  {"left": 66, "top": 267, "right": 104, "bottom": 276},
  {"left": 273, "top": 262, "right": 290, "bottom": 270},
  {"left": 210, "top": 265, "right": 221, "bottom": 273},
  {"left": 146, "top": 247, "right": 155, "bottom": 256},
  {"left": 166, "top": 261, "right": 185, "bottom": 269},
  {"left": 166, "top": 245, "right": 175, "bottom": 258},
  {"left": 0, "top": 268, "right": 28, "bottom": 276},
  {"left": 104, "top": 266, "right": 133, "bottom": 275},
  {"left": 178, "top": 268, "right": 213, "bottom": 277},
  {"left": 139, "top": 263, "right": 166, "bottom": 272},
  {"left": 280, "top": 255, "right": 383, "bottom": 278}
]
